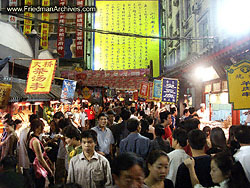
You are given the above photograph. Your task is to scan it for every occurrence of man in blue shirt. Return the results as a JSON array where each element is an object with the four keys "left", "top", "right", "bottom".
[
  {"left": 92, "top": 113, "right": 115, "bottom": 161},
  {"left": 119, "top": 118, "right": 151, "bottom": 159}
]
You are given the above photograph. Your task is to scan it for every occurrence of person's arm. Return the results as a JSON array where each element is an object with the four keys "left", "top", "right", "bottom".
[
  {"left": 32, "top": 139, "right": 53, "bottom": 176},
  {"left": 67, "top": 158, "right": 75, "bottom": 183},
  {"left": 104, "top": 159, "right": 113, "bottom": 186},
  {"left": 184, "top": 158, "right": 200, "bottom": 188}
]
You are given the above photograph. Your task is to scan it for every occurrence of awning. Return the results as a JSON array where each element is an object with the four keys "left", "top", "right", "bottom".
[{"left": 0, "top": 77, "right": 62, "bottom": 102}]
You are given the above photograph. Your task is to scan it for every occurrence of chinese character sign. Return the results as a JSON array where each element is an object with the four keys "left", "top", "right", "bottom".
[
  {"left": 139, "top": 82, "right": 149, "bottom": 98},
  {"left": 76, "top": 0, "right": 84, "bottom": 57},
  {"left": 94, "top": 0, "right": 160, "bottom": 77},
  {"left": 25, "top": 59, "right": 57, "bottom": 94},
  {"left": 147, "top": 82, "right": 154, "bottom": 101},
  {"left": 57, "top": 0, "right": 66, "bottom": 57},
  {"left": 40, "top": 0, "right": 50, "bottom": 49},
  {"left": 23, "top": 0, "right": 33, "bottom": 35},
  {"left": 161, "top": 78, "right": 179, "bottom": 104},
  {"left": 226, "top": 60, "right": 250, "bottom": 110},
  {"left": 61, "top": 79, "right": 77, "bottom": 101},
  {"left": 9, "top": 0, "right": 17, "bottom": 27},
  {"left": 0, "top": 83, "right": 12, "bottom": 108},
  {"left": 153, "top": 79, "right": 161, "bottom": 98}
]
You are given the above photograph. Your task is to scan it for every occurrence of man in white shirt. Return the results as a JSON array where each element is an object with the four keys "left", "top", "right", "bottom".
[
  {"left": 166, "top": 128, "right": 189, "bottom": 185},
  {"left": 67, "top": 130, "right": 112, "bottom": 188},
  {"left": 197, "top": 103, "right": 209, "bottom": 122},
  {"left": 233, "top": 125, "right": 250, "bottom": 182},
  {"left": 79, "top": 106, "right": 87, "bottom": 130}
]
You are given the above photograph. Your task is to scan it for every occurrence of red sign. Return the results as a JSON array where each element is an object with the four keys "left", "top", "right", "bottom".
[
  {"left": 139, "top": 82, "right": 149, "bottom": 98},
  {"left": 147, "top": 82, "right": 154, "bottom": 101},
  {"left": 76, "top": 0, "right": 84, "bottom": 57},
  {"left": 57, "top": 0, "right": 66, "bottom": 57}
]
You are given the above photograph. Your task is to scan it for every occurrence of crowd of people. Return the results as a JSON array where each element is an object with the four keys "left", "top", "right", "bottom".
[{"left": 0, "top": 101, "right": 250, "bottom": 188}]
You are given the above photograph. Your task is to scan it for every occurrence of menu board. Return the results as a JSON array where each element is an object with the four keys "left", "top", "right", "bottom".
[
  {"left": 94, "top": 0, "right": 160, "bottom": 77},
  {"left": 161, "top": 78, "right": 179, "bottom": 104},
  {"left": 226, "top": 60, "right": 250, "bottom": 109}
]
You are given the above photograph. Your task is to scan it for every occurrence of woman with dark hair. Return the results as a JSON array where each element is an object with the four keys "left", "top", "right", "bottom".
[
  {"left": 0, "top": 120, "right": 17, "bottom": 160},
  {"left": 144, "top": 150, "right": 174, "bottom": 188},
  {"left": 27, "top": 119, "right": 54, "bottom": 188},
  {"left": 227, "top": 125, "right": 240, "bottom": 155},
  {"left": 149, "top": 124, "right": 171, "bottom": 153},
  {"left": 206, "top": 127, "right": 228, "bottom": 155},
  {"left": 140, "top": 119, "right": 154, "bottom": 140},
  {"left": 184, "top": 151, "right": 250, "bottom": 188}
]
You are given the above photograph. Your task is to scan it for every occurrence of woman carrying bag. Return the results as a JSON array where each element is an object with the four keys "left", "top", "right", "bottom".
[{"left": 27, "top": 119, "right": 54, "bottom": 188}]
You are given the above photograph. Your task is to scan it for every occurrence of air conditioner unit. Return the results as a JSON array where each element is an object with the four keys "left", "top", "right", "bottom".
[
  {"left": 176, "top": 28, "right": 180, "bottom": 35},
  {"left": 173, "top": 0, "right": 179, "bottom": 7},
  {"left": 182, "top": 20, "right": 187, "bottom": 28},
  {"left": 192, "top": 2, "right": 201, "bottom": 14}
]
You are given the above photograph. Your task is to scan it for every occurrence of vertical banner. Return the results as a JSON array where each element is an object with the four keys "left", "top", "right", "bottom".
[
  {"left": 41, "top": 0, "right": 50, "bottom": 49},
  {"left": 153, "top": 79, "right": 161, "bottom": 98},
  {"left": 226, "top": 60, "right": 250, "bottom": 109},
  {"left": 76, "top": 0, "right": 84, "bottom": 57},
  {"left": 133, "top": 91, "right": 138, "bottom": 101},
  {"left": 161, "top": 78, "right": 179, "bottom": 104},
  {"left": 139, "top": 82, "right": 149, "bottom": 99},
  {"left": 23, "top": 0, "right": 33, "bottom": 35},
  {"left": 57, "top": 0, "right": 66, "bottom": 57},
  {"left": 25, "top": 59, "right": 57, "bottom": 94},
  {"left": 93, "top": 0, "right": 160, "bottom": 77},
  {"left": 147, "top": 82, "right": 154, "bottom": 101},
  {"left": 0, "top": 83, "right": 12, "bottom": 108},
  {"left": 9, "top": 0, "right": 17, "bottom": 27},
  {"left": 61, "top": 79, "right": 77, "bottom": 102}
]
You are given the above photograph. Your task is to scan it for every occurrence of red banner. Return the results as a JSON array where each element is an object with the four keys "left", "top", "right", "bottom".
[
  {"left": 76, "top": 0, "right": 84, "bottom": 57},
  {"left": 57, "top": 0, "right": 66, "bottom": 57},
  {"left": 139, "top": 82, "right": 149, "bottom": 98},
  {"left": 147, "top": 82, "right": 154, "bottom": 101}
]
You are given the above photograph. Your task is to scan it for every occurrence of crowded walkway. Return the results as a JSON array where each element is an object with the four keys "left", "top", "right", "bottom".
[{"left": 0, "top": 101, "right": 249, "bottom": 188}]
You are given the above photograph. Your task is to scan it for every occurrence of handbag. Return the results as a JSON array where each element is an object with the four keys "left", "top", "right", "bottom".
[{"left": 30, "top": 137, "right": 52, "bottom": 178}]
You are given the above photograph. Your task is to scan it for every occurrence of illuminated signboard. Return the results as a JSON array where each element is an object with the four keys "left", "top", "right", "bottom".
[{"left": 93, "top": 0, "right": 160, "bottom": 77}]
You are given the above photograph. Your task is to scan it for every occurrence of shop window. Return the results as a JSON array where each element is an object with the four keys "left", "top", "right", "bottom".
[
  {"left": 184, "top": 0, "right": 191, "bottom": 19},
  {"left": 199, "top": 17, "right": 209, "bottom": 49}
]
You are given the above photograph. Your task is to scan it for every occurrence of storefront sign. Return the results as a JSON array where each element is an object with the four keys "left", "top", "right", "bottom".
[
  {"left": 147, "top": 82, "right": 154, "bottom": 101},
  {"left": 61, "top": 79, "right": 77, "bottom": 102},
  {"left": 161, "top": 78, "right": 179, "bottom": 104},
  {"left": 76, "top": 0, "right": 84, "bottom": 57},
  {"left": 93, "top": 0, "right": 160, "bottom": 77},
  {"left": 82, "top": 87, "right": 91, "bottom": 99},
  {"left": 153, "top": 79, "right": 161, "bottom": 99},
  {"left": 40, "top": 0, "right": 50, "bottom": 49},
  {"left": 0, "top": 83, "right": 12, "bottom": 108},
  {"left": 23, "top": 0, "right": 33, "bottom": 35},
  {"left": 25, "top": 59, "right": 57, "bottom": 94},
  {"left": 9, "top": 0, "right": 17, "bottom": 27},
  {"left": 226, "top": 60, "right": 250, "bottom": 109},
  {"left": 57, "top": 0, "right": 66, "bottom": 57},
  {"left": 139, "top": 82, "right": 149, "bottom": 98}
]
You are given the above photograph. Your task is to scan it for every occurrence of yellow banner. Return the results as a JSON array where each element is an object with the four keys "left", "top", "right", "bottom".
[
  {"left": 23, "top": 0, "right": 33, "bottom": 35},
  {"left": 26, "top": 59, "right": 57, "bottom": 94},
  {"left": 0, "top": 83, "right": 12, "bottom": 108},
  {"left": 40, "top": 0, "right": 50, "bottom": 49},
  {"left": 226, "top": 60, "right": 250, "bottom": 110},
  {"left": 94, "top": 0, "right": 160, "bottom": 77}
]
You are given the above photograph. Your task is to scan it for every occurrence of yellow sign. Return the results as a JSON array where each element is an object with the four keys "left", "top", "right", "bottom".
[
  {"left": 26, "top": 59, "right": 57, "bottom": 94},
  {"left": 82, "top": 87, "right": 91, "bottom": 99},
  {"left": 23, "top": 0, "right": 33, "bottom": 35},
  {"left": 94, "top": 0, "right": 160, "bottom": 77},
  {"left": 0, "top": 83, "right": 12, "bottom": 108},
  {"left": 226, "top": 60, "right": 250, "bottom": 110},
  {"left": 40, "top": 0, "right": 50, "bottom": 49}
]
